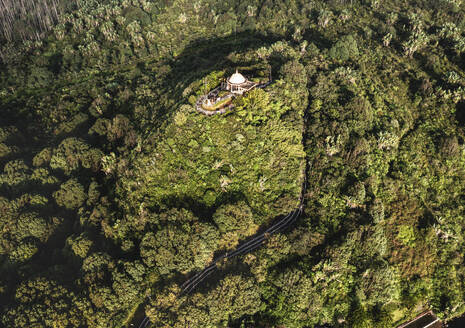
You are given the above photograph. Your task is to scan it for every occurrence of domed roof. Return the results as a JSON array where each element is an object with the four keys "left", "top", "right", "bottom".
[{"left": 228, "top": 71, "right": 246, "bottom": 84}]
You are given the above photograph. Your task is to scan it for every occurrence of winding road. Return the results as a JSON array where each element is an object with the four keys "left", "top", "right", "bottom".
[
  {"left": 137, "top": 205, "right": 304, "bottom": 328},
  {"left": 180, "top": 206, "right": 303, "bottom": 295}
]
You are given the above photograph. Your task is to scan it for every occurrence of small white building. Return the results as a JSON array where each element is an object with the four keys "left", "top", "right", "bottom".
[{"left": 224, "top": 70, "right": 258, "bottom": 95}]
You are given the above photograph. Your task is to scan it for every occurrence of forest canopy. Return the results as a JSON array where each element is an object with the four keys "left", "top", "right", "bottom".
[{"left": 1, "top": 0, "right": 465, "bottom": 327}]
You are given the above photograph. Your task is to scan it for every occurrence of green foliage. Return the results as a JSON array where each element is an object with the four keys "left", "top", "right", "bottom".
[
  {"left": 1, "top": 159, "right": 30, "bottom": 185},
  {"left": 32, "top": 148, "right": 52, "bottom": 167},
  {"left": 53, "top": 178, "right": 86, "bottom": 209},
  {"left": 329, "top": 35, "right": 359, "bottom": 61},
  {"left": 50, "top": 138, "right": 103, "bottom": 174},
  {"left": 66, "top": 233, "right": 93, "bottom": 258},
  {"left": 235, "top": 88, "right": 272, "bottom": 124},
  {"left": 397, "top": 225, "right": 417, "bottom": 247},
  {"left": 357, "top": 265, "right": 401, "bottom": 306},
  {"left": 2, "top": 277, "right": 93, "bottom": 327},
  {"left": 16, "top": 212, "right": 48, "bottom": 241},
  {"left": 1, "top": 0, "right": 465, "bottom": 327},
  {"left": 148, "top": 274, "right": 262, "bottom": 327},
  {"left": 9, "top": 240, "right": 39, "bottom": 262},
  {"left": 140, "top": 220, "right": 219, "bottom": 274},
  {"left": 213, "top": 201, "right": 258, "bottom": 250},
  {"left": 350, "top": 306, "right": 374, "bottom": 328},
  {"left": 124, "top": 56, "right": 306, "bottom": 220}
]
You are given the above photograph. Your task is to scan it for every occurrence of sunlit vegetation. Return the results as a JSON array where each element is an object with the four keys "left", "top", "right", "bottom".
[
  {"left": 201, "top": 97, "right": 232, "bottom": 111},
  {"left": 0, "top": 0, "right": 465, "bottom": 327}
]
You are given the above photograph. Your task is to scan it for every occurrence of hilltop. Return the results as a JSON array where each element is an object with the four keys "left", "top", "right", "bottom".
[{"left": 1, "top": 1, "right": 465, "bottom": 327}]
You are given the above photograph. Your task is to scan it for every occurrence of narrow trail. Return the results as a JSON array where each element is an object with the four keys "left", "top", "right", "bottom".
[{"left": 137, "top": 98, "right": 310, "bottom": 328}]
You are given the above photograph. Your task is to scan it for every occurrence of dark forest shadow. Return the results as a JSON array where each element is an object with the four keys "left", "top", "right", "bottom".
[{"left": 455, "top": 100, "right": 465, "bottom": 126}]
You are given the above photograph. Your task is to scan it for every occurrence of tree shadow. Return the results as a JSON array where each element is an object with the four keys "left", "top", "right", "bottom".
[
  {"left": 455, "top": 100, "right": 465, "bottom": 126},
  {"left": 151, "top": 189, "right": 249, "bottom": 222},
  {"left": 302, "top": 28, "right": 332, "bottom": 50}
]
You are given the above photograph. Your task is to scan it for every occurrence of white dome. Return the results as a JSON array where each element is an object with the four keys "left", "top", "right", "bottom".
[{"left": 229, "top": 72, "right": 246, "bottom": 84}]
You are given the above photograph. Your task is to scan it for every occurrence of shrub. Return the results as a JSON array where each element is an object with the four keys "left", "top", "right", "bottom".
[{"left": 397, "top": 225, "right": 416, "bottom": 247}]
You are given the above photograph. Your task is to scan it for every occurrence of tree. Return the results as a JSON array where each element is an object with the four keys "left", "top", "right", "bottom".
[
  {"left": 213, "top": 202, "right": 258, "bottom": 250},
  {"left": 1, "top": 159, "right": 30, "bottom": 186},
  {"left": 65, "top": 233, "right": 93, "bottom": 258},
  {"left": 403, "top": 31, "right": 429, "bottom": 58},
  {"left": 329, "top": 35, "right": 359, "bottom": 61},
  {"left": 9, "top": 240, "right": 39, "bottom": 263},
  {"left": 2, "top": 277, "right": 93, "bottom": 327},
  {"left": 16, "top": 212, "right": 48, "bottom": 241},
  {"left": 148, "top": 274, "right": 262, "bottom": 327},
  {"left": 357, "top": 265, "right": 401, "bottom": 307},
  {"left": 111, "top": 260, "right": 146, "bottom": 310},
  {"left": 32, "top": 147, "right": 52, "bottom": 167},
  {"left": 50, "top": 138, "right": 102, "bottom": 174},
  {"left": 53, "top": 178, "right": 86, "bottom": 209},
  {"left": 318, "top": 9, "right": 333, "bottom": 27},
  {"left": 140, "top": 220, "right": 219, "bottom": 274}
]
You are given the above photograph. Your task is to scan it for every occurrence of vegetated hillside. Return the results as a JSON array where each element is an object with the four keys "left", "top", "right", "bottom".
[{"left": 0, "top": 0, "right": 465, "bottom": 327}]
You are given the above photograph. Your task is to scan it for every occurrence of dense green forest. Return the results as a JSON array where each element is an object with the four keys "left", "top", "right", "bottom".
[{"left": 1, "top": 0, "right": 465, "bottom": 327}]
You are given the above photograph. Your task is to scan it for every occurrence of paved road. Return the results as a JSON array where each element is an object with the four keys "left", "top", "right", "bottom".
[
  {"left": 180, "top": 206, "right": 303, "bottom": 295},
  {"left": 137, "top": 205, "right": 304, "bottom": 328}
]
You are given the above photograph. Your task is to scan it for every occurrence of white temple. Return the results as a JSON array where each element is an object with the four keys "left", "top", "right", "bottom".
[
  {"left": 197, "top": 68, "right": 268, "bottom": 114},
  {"left": 224, "top": 70, "right": 258, "bottom": 95}
]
